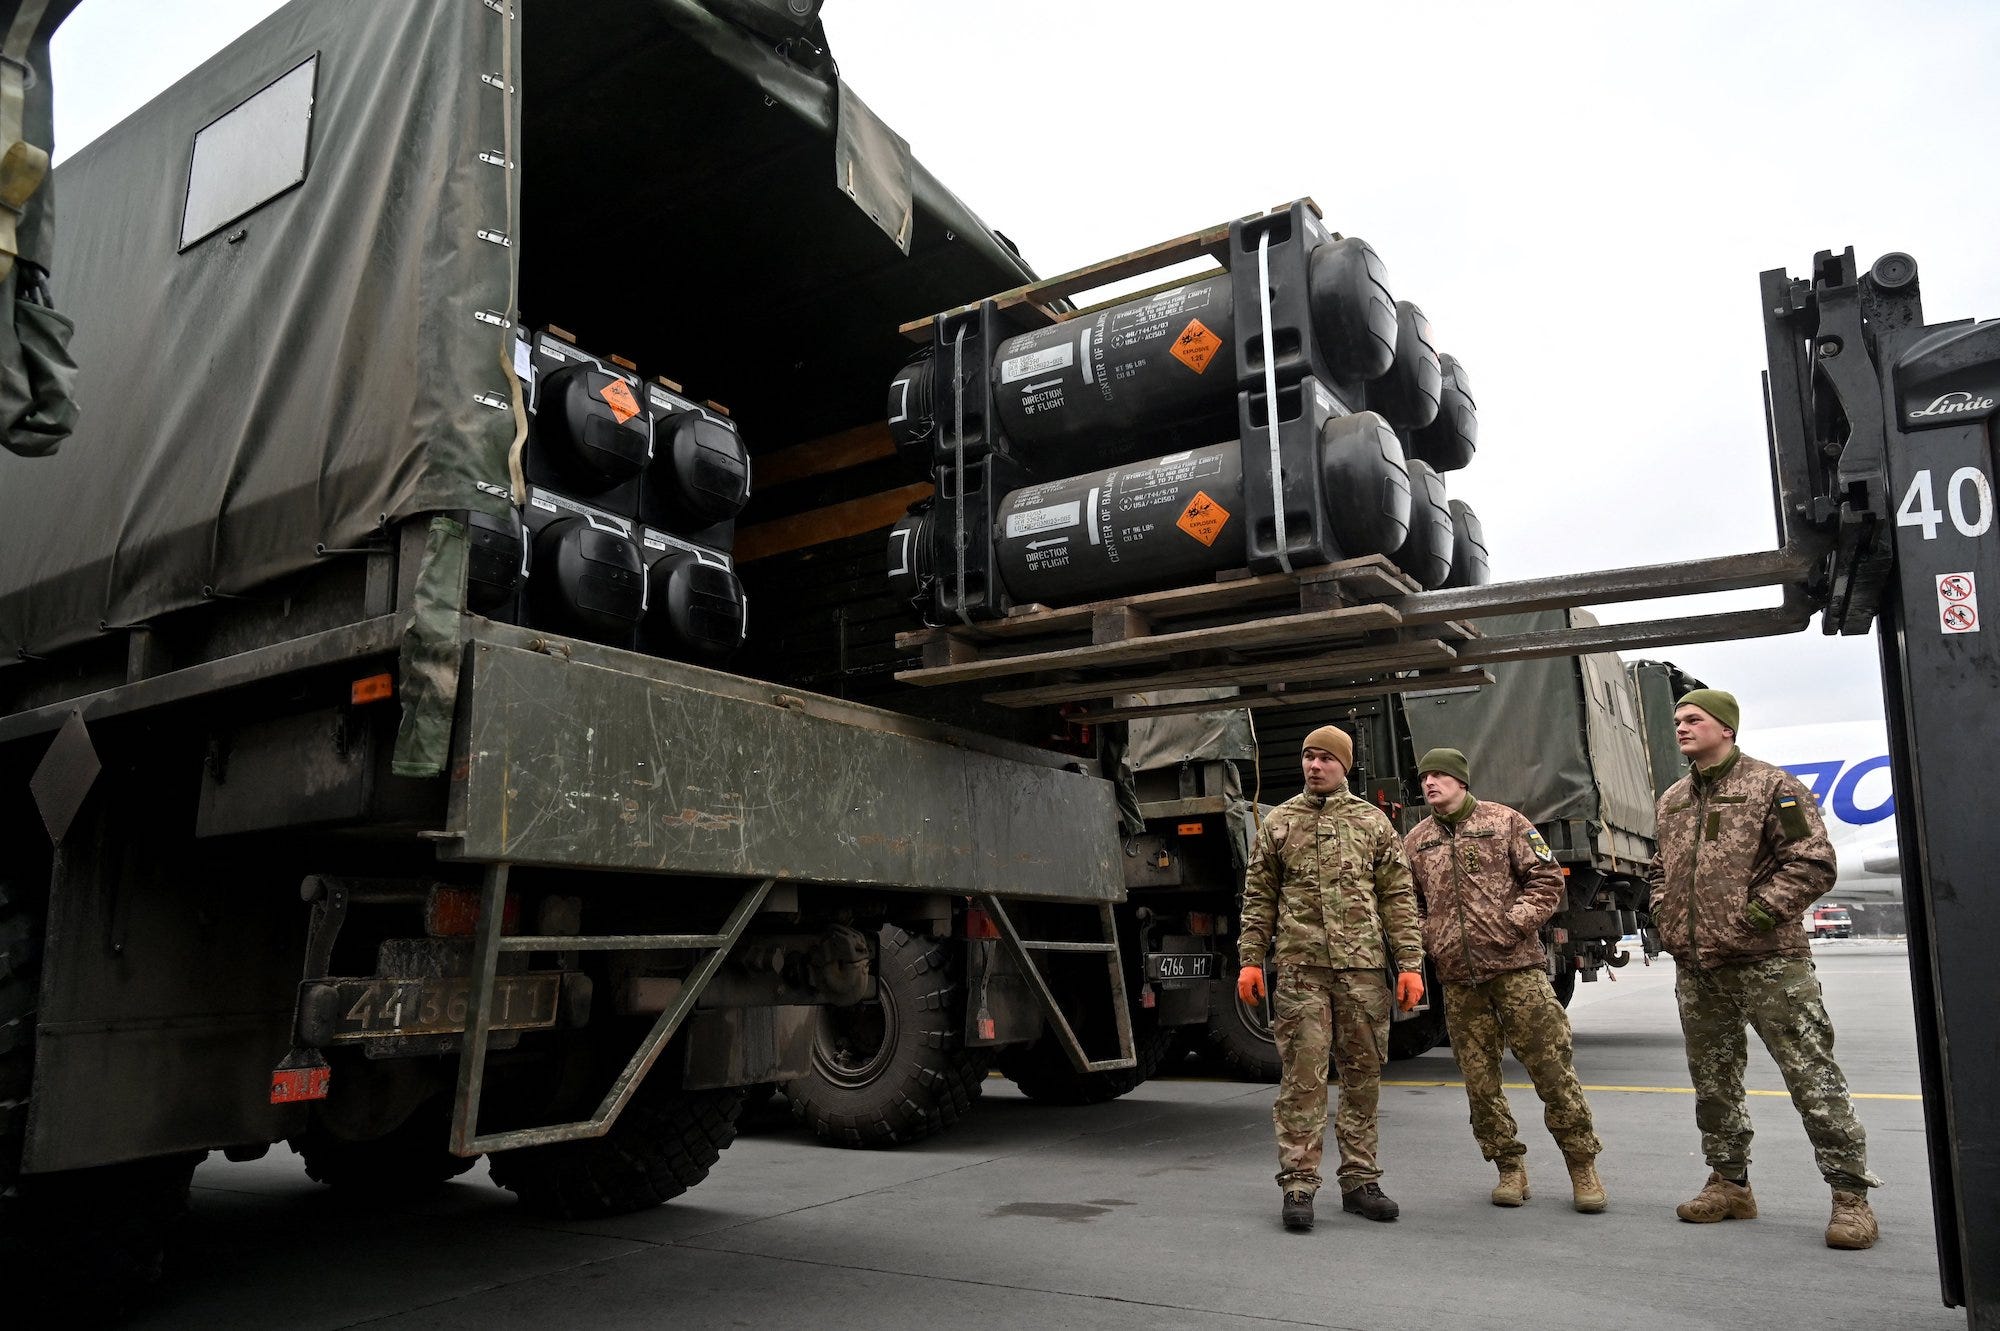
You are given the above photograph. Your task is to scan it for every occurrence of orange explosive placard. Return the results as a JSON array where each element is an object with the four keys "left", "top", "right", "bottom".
[
  {"left": 1177, "top": 490, "right": 1230, "bottom": 546},
  {"left": 598, "top": 378, "right": 641, "bottom": 423},
  {"left": 1170, "top": 318, "right": 1222, "bottom": 374}
]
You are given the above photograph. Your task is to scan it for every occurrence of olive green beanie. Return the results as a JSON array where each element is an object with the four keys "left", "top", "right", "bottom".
[
  {"left": 1676, "top": 688, "right": 1740, "bottom": 733},
  {"left": 1416, "top": 747, "right": 1471, "bottom": 787}
]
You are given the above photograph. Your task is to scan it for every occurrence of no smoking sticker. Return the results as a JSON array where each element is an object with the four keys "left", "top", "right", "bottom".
[
  {"left": 1937, "top": 570, "right": 1979, "bottom": 634},
  {"left": 1169, "top": 318, "right": 1223, "bottom": 374},
  {"left": 1176, "top": 490, "right": 1230, "bottom": 546}
]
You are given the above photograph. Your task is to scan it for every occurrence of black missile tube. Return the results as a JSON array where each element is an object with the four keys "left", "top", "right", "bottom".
[
  {"left": 1394, "top": 459, "right": 1456, "bottom": 591},
  {"left": 1445, "top": 497, "right": 1490, "bottom": 588},
  {"left": 888, "top": 223, "right": 1402, "bottom": 475},
  {"left": 990, "top": 411, "right": 1412, "bottom": 606},
  {"left": 1410, "top": 353, "right": 1476, "bottom": 472}
]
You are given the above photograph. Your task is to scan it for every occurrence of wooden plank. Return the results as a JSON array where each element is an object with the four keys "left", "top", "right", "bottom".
[
  {"left": 981, "top": 639, "right": 1459, "bottom": 707},
  {"left": 1092, "top": 606, "right": 1152, "bottom": 645},
  {"left": 894, "top": 555, "right": 1411, "bottom": 649},
  {"left": 1071, "top": 670, "right": 1495, "bottom": 723},
  {"left": 895, "top": 602, "right": 1404, "bottom": 689},
  {"left": 922, "top": 635, "right": 980, "bottom": 669},
  {"left": 733, "top": 483, "right": 931, "bottom": 563},
  {"left": 754, "top": 423, "right": 895, "bottom": 489},
  {"left": 899, "top": 223, "right": 1232, "bottom": 341},
  {"left": 897, "top": 199, "right": 1324, "bottom": 342}
]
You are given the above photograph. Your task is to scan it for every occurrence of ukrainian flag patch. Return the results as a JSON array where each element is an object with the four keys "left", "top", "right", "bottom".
[
  {"left": 1526, "top": 829, "right": 1556, "bottom": 864},
  {"left": 1777, "top": 793, "right": 1811, "bottom": 841}
]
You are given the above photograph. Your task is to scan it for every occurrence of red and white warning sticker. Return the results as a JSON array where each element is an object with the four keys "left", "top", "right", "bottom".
[{"left": 1937, "top": 571, "right": 1979, "bottom": 634}]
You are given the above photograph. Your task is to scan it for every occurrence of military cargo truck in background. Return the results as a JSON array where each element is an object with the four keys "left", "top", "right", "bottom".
[{"left": 0, "top": 0, "right": 1140, "bottom": 1310}]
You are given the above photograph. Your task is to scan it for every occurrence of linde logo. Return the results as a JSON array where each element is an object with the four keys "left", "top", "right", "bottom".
[{"left": 1908, "top": 390, "right": 1997, "bottom": 420}]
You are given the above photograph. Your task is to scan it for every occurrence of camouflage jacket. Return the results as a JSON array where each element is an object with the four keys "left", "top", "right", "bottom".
[
  {"left": 1238, "top": 788, "right": 1423, "bottom": 973},
  {"left": 1646, "top": 748, "right": 1836, "bottom": 970},
  {"left": 1404, "top": 797, "right": 1565, "bottom": 985}
]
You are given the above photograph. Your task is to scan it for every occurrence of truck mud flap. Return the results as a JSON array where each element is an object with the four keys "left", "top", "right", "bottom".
[
  {"left": 447, "top": 867, "right": 774, "bottom": 1155},
  {"left": 978, "top": 897, "right": 1135, "bottom": 1074}
]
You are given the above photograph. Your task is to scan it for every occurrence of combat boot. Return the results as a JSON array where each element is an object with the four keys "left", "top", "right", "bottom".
[
  {"left": 1281, "top": 1190, "right": 1314, "bottom": 1232},
  {"left": 1490, "top": 1161, "right": 1530, "bottom": 1207},
  {"left": 1676, "top": 1171, "right": 1757, "bottom": 1223},
  {"left": 1565, "top": 1154, "right": 1606, "bottom": 1214},
  {"left": 1826, "top": 1191, "right": 1878, "bottom": 1250},
  {"left": 1341, "top": 1182, "right": 1400, "bottom": 1222}
]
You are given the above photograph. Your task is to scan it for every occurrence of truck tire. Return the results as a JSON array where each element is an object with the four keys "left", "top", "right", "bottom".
[
  {"left": 1387, "top": 958, "right": 1449, "bottom": 1060},
  {"left": 1206, "top": 961, "right": 1281, "bottom": 1082},
  {"left": 295, "top": 1101, "right": 480, "bottom": 1198},
  {"left": 486, "top": 1080, "right": 743, "bottom": 1219},
  {"left": 997, "top": 1008, "right": 1173, "bottom": 1106},
  {"left": 784, "top": 926, "right": 988, "bottom": 1148},
  {"left": 1550, "top": 961, "right": 1578, "bottom": 1007},
  {"left": 1387, "top": 1003, "right": 1448, "bottom": 1060},
  {"left": 0, "top": 880, "right": 39, "bottom": 1193},
  {"left": 7, "top": 1151, "right": 203, "bottom": 1323},
  {"left": 1545, "top": 935, "right": 1578, "bottom": 1008}
]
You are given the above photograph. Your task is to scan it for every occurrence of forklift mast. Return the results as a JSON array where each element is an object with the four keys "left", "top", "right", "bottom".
[{"left": 1768, "top": 248, "right": 1999, "bottom": 1327}]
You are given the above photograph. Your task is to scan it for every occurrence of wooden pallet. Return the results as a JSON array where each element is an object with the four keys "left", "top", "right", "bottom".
[
  {"left": 893, "top": 555, "right": 1481, "bottom": 712},
  {"left": 1062, "top": 668, "right": 1497, "bottom": 725},
  {"left": 898, "top": 198, "right": 1324, "bottom": 342}
]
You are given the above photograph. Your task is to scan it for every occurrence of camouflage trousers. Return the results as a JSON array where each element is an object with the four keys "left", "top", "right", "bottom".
[
  {"left": 1442, "top": 967, "right": 1601, "bottom": 1164},
  {"left": 1270, "top": 965, "right": 1390, "bottom": 1196},
  {"left": 1675, "top": 955, "right": 1880, "bottom": 1192}
]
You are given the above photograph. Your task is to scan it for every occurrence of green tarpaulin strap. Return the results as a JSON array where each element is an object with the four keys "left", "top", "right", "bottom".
[
  {"left": 391, "top": 515, "right": 472, "bottom": 778},
  {"left": 0, "top": 0, "right": 51, "bottom": 285}
]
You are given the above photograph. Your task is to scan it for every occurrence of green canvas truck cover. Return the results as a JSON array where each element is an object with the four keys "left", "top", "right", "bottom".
[
  {"left": 0, "top": 0, "right": 1035, "bottom": 767},
  {"left": 1402, "top": 609, "right": 1658, "bottom": 869}
]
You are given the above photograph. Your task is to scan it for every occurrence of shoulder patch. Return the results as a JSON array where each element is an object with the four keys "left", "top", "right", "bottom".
[
  {"left": 1775, "top": 793, "right": 1811, "bottom": 842},
  {"left": 1525, "top": 829, "right": 1556, "bottom": 864}
]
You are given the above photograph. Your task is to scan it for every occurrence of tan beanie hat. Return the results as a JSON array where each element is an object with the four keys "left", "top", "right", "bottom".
[{"left": 1301, "top": 725, "right": 1354, "bottom": 770}]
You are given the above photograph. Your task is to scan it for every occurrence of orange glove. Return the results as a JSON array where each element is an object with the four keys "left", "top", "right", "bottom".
[
  {"left": 1237, "top": 964, "right": 1267, "bottom": 1006},
  {"left": 1395, "top": 971, "right": 1425, "bottom": 1012}
]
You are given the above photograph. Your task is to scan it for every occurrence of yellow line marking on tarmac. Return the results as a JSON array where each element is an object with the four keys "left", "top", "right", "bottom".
[{"left": 1383, "top": 1079, "right": 1920, "bottom": 1101}]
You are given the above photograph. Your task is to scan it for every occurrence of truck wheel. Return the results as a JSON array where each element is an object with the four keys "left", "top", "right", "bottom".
[
  {"left": 1387, "top": 958, "right": 1450, "bottom": 1060},
  {"left": 1387, "top": 1003, "right": 1448, "bottom": 1060},
  {"left": 0, "top": 879, "right": 40, "bottom": 1192},
  {"left": 997, "top": 1008, "right": 1174, "bottom": 1106},
  {"left": 1205, "top": 961, "right": 1281, "bottom": 1082},
  {"left": 784, "top": 926, "right": 988, "bottom": 1148},
  {"left": 6, "top": 1151, "right": 203, "bottom": 1322},
  {"left": 486, "top": 1079, "right": 744, "bottom": 1219},
  {"left": 295, "top": 1100, "right": 480, "bottom": 1198},
  {"left": 1545, "top": 936, "right": 1578, "bottom": 1008}
]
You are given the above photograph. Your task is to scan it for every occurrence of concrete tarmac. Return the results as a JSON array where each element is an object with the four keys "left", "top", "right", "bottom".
[{"left": 130, "top": 941, "right": 1961, "bottom": 1330}]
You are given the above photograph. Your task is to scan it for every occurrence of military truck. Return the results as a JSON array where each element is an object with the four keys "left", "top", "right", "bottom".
[{"left": 0, "top": 0, "right": 1141, "bottom": 1310}]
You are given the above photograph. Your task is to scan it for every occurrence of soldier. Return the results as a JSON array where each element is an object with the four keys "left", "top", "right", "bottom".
[
  {"left": 1649, "top": 688, "right": 1881, "bottom": 1249},
  {"left": 1237, "top": 724, "right": 1425, "bottom": 1232},
  {"left": 1402, "top": 748, "right": 1606, "bottom": 1213}
]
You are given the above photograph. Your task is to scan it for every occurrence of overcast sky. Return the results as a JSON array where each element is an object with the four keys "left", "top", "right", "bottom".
[{"left": 51, "top": 0, "right": 2000, "bottom": 733}]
